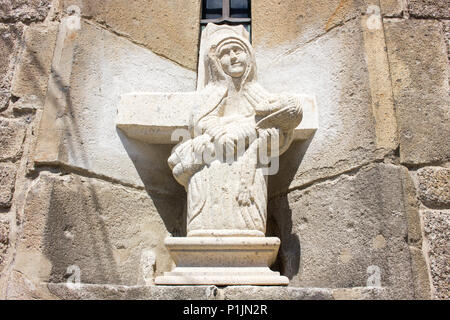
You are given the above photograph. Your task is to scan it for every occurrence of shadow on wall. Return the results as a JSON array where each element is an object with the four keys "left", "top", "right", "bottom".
[
  {"left": 39, "top": 59, "right": 185, "bottom": 286},
  {"left": 268, "top": 137, "right": 315, "bottom": 280},
  {"left": 5, "top": 30, "right": 119, "bottom": 285},
  {"left": 117, "top": 130, "right": 187, "bottom": 237},
  {"left": 35, "top": 44, "right": 311, "bottom": 285},
  {"left": 40, "top": 69, "right": 121, "bottom": 283}
]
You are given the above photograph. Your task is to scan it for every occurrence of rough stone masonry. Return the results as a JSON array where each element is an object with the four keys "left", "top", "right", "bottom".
[{"left": 0, "top": 0, "right": 448, "bottom": 300}]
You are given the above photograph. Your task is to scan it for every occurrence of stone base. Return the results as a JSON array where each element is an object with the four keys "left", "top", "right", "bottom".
[
  {"left": 155, "top": 268, "right": 289, "bottom": 286},
  {"left": 155, "top": 237, "right": 289, "bottom": 286},
  {"left": 46, "top": 283, "right": 393, "bottom": 300}
]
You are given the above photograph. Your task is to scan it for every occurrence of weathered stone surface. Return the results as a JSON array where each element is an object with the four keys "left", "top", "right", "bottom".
[
  {"left": 12, "top": 172, "right": 183, "bottom": 290},
  {"left": 252, "top": 0, "right": 372, "bottom": 50},
  {"left": 361, "top": 13, "right": 398, "bottom": 150},
  {"left": 380, "top": 0, "right": 405, "bottom": 16},
  {"left": 14, "top": 172, "right": 184, "bottom": 292},
  {"left": 330, "top": 287, "right": 393, "bottom": 300},
  {"left": 0, "top": 24, "right": 23, "bottom": 92},
  {"left": 59, "top": 0, "right": 201, "bottom": 70},
  {"left": 5, "top": 270, "right": 55, "bottom": 300},
  {"left": 417, "top": 167, "right": 450, "bottom": 209},
  {"left": 422, "top": 210, "right": 450, "bottom": 299},
  {"left": 0, "top": 219, "right": 9, "bottom": 272},
  {"left": 0, "top": 163, "right": 17, "bottom": 208},
  {"left": 223, "top": 286, "right": 391, "bottom": 300},
  {"left": 409, "top": 246, "right": 432, "bottom": 300},
  {"left": 385, "top": 19, "right": 450, "bottom": 165},
  {"left": 34, "top": 18, "right": 196, "bottom": 192},
  {"left": 11, "top": 23, "right": 58, "bottom": 108},
  {"left": 47, "top": 283, "right": 392, "bottom": 300},
  {"left": 268, "top": 164, "right": 416, "bottom": 298},
  {"left": 392, "top": 168, "right": 429, "bottom": 299},
  {"left": 443, "top": 21, "right": 450, "bottom": 62},
  {"left": 409, "top": 0, "right": 450, "bottom": 18},
  {"left": 401, "top": 168, "right": 422, "bottom": 246},
  {"left": 0, "top": 91, "right": 8, "bottom": 111},
  {"left": 0, "top": 0, "right": 50, "bottom": 22},
  {"left": 48, "top": 284, "right": 218, "bottom": 300},
  {"left": 258, "top": 18, "right": 393, "bottom": 194},
  {"left": 0, "top": 118, "right": 26, "bottom": 160}
]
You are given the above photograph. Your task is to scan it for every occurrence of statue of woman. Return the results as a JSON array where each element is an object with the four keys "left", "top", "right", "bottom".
[{"left": 168, "top": 24, "right": 303, "bottom": 238}]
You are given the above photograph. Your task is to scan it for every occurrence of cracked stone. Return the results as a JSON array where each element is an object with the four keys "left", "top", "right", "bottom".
[
  {"left": 261, "top": 18, "right": 393, "bottom": 194},
  {"left": 59, "top": 0, "right": 201, "bottom": 70},
  {"left": 252, "top": 0, "right": 373, "bottom": 49},
  {"left": 34, "top": 19, "right": 196, "bottom": 190}
]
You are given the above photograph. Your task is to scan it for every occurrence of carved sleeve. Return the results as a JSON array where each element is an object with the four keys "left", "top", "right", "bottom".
[
  {"left": 197, "top": 106, "right": 227, "bottom": 141},
  {"left": 245, "top": 83, "right": 282, "bottom": 116}
]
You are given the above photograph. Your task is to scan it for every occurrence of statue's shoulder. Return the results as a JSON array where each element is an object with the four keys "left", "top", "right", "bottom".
[
  {"left": 190, "top": 84, "right": 228, "bottom": 128},
  {"left": 196, "top": 84, "right": 228, "bottom": 113}
]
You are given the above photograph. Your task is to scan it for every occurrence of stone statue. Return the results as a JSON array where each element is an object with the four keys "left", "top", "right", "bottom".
[
  {"left": 116, "top": 22, "right": 318, "bottom": 285},
  {"left": 114, "top": 23, "right": 312, "bottom": 285},
  {"left": 168, "top": 24, "right": 303, "bottom": 239}
]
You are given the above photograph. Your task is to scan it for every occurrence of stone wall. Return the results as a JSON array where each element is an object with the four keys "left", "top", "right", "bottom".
[
  {"left": 252, "top": 0, "right": 449, "bottom": 300},
  {"left": 0, "top": 0, "right": 448, "bottom": 299}
]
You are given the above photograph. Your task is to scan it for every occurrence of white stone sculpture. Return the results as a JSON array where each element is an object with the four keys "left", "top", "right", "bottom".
[
  {"left": 168, "top": 24, "right": 303, "bottom": 239},
  {"left": 117, "top": 23, "right": 318, "bottom": 285}
]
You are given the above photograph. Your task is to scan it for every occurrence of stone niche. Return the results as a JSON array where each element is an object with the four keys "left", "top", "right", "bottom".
[{"left": 8, "top": 1, "right": 431, "bottom": 299}]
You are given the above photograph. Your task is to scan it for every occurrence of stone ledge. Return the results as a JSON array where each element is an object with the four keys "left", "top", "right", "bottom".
[
  {"left": 117, "top": 93, "right": 318, "bottom": 144},
  {"left": 47, "top": 283, "right": 393, "bottom": 300}
]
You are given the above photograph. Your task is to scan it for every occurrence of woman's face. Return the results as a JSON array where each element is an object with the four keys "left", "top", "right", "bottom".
[{"left": 218, "top": 42, "right": 248, "bottom": 78}]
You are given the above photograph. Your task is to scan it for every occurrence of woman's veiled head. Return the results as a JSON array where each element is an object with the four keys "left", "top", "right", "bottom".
[
  {"left": 217, "top": 40, "right": 249, "bottom": 78},
  {"left": 197, "top": 24, "right": 256, "bottom": 89}
]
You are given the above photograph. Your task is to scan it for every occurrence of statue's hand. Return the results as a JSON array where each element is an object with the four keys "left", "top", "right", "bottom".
[
  {"left": 208, "top": 47, "right": 226, "bottom": 83},
  {"left": 192, "top": 135, "right": 212, "bottom": 156},
  {"left": 207, "top": 126, "right": 227, "bottom": 142}
]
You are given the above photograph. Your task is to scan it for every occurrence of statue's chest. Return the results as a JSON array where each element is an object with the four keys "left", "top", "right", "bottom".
[{"left": 221, "top": 95, "right": 254, "bottom": 118}]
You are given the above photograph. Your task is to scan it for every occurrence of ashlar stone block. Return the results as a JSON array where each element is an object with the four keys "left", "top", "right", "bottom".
[
  {"left": 268, "top": 164, "right": 417, "bottom": 298},
  {"left": 33, "top": 15, "right": 196, "bottom": 191},
  {"left": 59, "top": 0, "right": 202, "bottom": 70},
  {"left": 384, "top": 19, "right": 450, "bottom": 165},
  {"left": 13, "top": 172, "right": 183, "bottom": 288}
]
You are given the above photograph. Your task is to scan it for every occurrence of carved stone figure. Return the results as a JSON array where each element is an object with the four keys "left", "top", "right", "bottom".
[
  {"left": 168, "top": 24, "right": 303, "bottom": 239},
  {"left": 117, "top": 23, "right": 316, "bottom": 285}
]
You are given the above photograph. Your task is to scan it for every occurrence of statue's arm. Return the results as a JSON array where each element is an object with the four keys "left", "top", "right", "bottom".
[{"left": 198, "top": 115, "right": 226, "bottom": 141}]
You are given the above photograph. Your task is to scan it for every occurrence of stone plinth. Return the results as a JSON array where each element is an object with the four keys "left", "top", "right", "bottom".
[
  {"left": 46, "top": 283, "right": 392, "bottom": 300},
  {"left": 155, "top": 237, "right": 289, "bottom": 286}
]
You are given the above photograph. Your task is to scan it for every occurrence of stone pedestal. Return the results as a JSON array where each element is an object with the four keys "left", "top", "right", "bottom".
[{"left": 155, "top": 237, "right": 289, "bottom": 286}]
